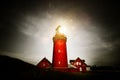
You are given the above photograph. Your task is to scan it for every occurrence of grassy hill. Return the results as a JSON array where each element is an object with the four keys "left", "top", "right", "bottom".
[{"left": 0, "top": 55, "right": 120, "bottom": 80}]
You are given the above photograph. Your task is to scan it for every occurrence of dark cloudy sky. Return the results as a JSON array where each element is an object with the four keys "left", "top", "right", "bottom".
[{"left": 0, "top": 0, "right": 120, "bottom": 66}]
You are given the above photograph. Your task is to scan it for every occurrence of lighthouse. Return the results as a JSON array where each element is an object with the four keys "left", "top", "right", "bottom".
[{"left": 52, "top": 25, "right": 68, "bottom": 69}]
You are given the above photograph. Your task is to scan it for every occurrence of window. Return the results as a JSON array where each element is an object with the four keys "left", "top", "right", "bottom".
[
  {"left": 58, "top": 61, "right": 61, "bottom": 64},
  {"left": 58, "top": 49, "right": 61, "bottom": 53},
  {"left": 43, "top": 63, "right": 45, "bottom": 66},
  {"left": 79, "top": 62, "right": 81, "bottom": 65},
  {"left": 76, "top": 62, "right": 79, "bottom": 65}
]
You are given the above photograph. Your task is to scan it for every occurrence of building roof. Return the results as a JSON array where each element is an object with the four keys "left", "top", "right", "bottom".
[
  {"left": 37, "top": 57, "right": 51, "bottom": 67},
  {"left": 70, "top": 57, "right": 87, "bottom": 66}
]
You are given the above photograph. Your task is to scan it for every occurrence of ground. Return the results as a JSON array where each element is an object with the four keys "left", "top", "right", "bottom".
[{"left": 0, "top": 55, "right": 120, "bottom": 80}]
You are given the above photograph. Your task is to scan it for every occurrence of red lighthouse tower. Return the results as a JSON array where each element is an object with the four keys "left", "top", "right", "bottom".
[{"left": 52, "top": 25, "right": 68, "bottom": 69}]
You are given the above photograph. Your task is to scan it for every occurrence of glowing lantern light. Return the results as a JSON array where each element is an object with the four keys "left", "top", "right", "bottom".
[{"left": 56, "top": 25, "right": 66, "bottom": 34}]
